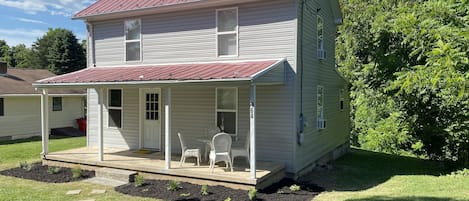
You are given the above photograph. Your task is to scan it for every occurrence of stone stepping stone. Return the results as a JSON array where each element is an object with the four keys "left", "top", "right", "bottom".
[
  {"left": 91, "top": 189, "right": 106, "bottom": 194},
  {"left": 65, "top": 190, "right": 81, "bottom": 195}
]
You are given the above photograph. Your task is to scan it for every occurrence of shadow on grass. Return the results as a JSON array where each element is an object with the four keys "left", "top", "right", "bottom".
[
  {"left": 346, "top": 196, "right": 464, "bottom": 201},
  {"left": 303, "top": 148, "right": 452, "bottom": 192},
  {"left": 0, "top": 136, "right": 77, "bottom": 146}
]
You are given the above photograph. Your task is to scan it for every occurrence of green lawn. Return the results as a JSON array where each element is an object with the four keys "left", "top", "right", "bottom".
[
  {"left": 0, "top": 136, "right": 157, "bottom": 201},
  {"left": 311, "top": 148, "right": 469, "bottom": 201}
]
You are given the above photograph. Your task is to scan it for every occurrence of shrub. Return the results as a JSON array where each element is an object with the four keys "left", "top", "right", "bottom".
[
  {"left": 200, "top": 184, "right": 209, "bottom": 196},
  {"left": 167, "top": 180, "right": 181, "bottom": 191},
  {"left": 134, "top": 173, "right": 145, "bottom": 187},
  {"left": 71, "top": 166, "right": 82, "bottom": 178},
  {"left": 47, "top": 166, "right": 61, "bottom": 174},
  {"left": 224, "top": 197, "right": 232, "bottom": 201},
  {"left": 289, "top": 184, "right": 301, "bottom": 192},
  {"left": 448, "top": 168, "right": 469, "bottom": 177},
  {"left": 248, "top": 188, "right": 257, "bottom": 201},
  {"left": 19, "top": 161, "right": 31, "bottom": 171}
]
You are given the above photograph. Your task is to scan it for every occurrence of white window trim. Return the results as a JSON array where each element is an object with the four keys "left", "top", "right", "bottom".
[
  {"left": 52, "top": 96, "right": 62, "bottom": 112},
  {"left": 215, "top": 87, "right": 238, "bottom": 135},
  {"left": 124, "top": 19, "right": 142, "bottom": 62},
  {"left": 107, "top": 88, "right": 123, "bottom": 129},
  {"left": 339, "top": 88, "right": 345, "bottom": 111},
  {"left": 216, "top": 7, "right": 239, "bottom": 57},
  {"left": 317, "top": 15, "right": 324, "bottom": 51}
]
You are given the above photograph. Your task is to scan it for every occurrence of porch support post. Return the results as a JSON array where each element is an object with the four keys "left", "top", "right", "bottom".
[
  {"left": 164, "top": 87, "right": 172, "bottom": 169},
  {"left": 40, "top": 89, "right": 49, "bottom": 158},
  {"left": 97, "top": 88, "right": 104, "bottom": 161},
  {"left": 249, "top": 83, "right": 257, "bottom": 179}
]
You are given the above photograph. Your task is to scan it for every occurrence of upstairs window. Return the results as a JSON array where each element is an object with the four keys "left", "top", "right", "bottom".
[
  {"left": 317, "top": 86, "right": 326, "bottom": 129},
  {"left": 52, "top": 97, "right": 62, "bottom": 111},
  {"left": 317, "top": 16, "right": 326, "bottom": 59},
  {"left": 108, "top": 89, "right": 122, "bottom": 128},
  {"left": 125, "top": 19, "right": 141, "bottom": 61},
  {"left": 0, "top": 98, "right": 4, "bottom": 116},
  {"left": 339, "top": 89, "right": 345, "bottom": 111},
  {"left": 216, "top": 8, "right": 238, "bottom": 57}
]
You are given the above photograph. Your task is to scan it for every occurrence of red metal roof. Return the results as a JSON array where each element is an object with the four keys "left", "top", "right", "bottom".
[
  {"left": 36, "top": 60, "right": 280, "bottom": 85},
  {"left": 74, "top": 0, "right": 202, "bottom": 18}
]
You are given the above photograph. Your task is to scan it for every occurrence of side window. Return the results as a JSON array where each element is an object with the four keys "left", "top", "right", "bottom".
[
  {"left": 339, "top": 89, "right": 345, "bottom": 111},
  {"left": 108, "top": 89, "right": 123, "bottom": 128},
  {"left": 125, "top": 19, "right": 141, "bottom": 61},
  {"left": 216, "top": 88, "right": 237, "bottom": 134},
  {"left": 0, "top": 98, "right": 4, "bottom": 116},
  {"left": 317, "top": 85, "right": 326, "bottom": 129},
  {"left": 317, "top": 16, "right": 326, "bottom": 59},
  {"left": 52, "top": 97, "right": 62, "bottom": 111},
  {"left": 216, "top": 8, "right": 238, "bottom": 57}
]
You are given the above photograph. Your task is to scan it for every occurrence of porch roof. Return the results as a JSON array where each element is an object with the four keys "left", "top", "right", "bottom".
[{"left": 33, "top": 59, "right": 286, "bottom": 88}]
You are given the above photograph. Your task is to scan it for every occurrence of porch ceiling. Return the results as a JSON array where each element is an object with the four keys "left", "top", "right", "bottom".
[{"left": 33, "top": 59, "right": 286, "bottom": 88}]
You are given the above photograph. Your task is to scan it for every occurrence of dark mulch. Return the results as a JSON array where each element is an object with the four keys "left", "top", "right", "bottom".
[
  {"left": 0, "top": 163, "right": 95, "bottom": 183},
  {"left": 115, "top": 178, "right": 324, "bottom": 201}
]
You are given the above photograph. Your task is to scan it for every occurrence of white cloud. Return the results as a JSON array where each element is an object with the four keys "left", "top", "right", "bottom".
[
  {"left": 0, "top": 28, "right": 46, "bottom": 47},
  {"left": 0, "top": 0, "right": 93, "bottom": 17},
  {"left": 10, "top": 17, "right": 47, "bottom": 24}
]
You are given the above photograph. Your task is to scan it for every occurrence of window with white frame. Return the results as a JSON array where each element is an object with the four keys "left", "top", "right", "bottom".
[
  {"left": 216, "top": 88, "right": 237, "bottom": 134},
  {"left": 317, "top": 85, "right": 326, "bottom": 129},
  {"left": 216, "top": 8, "right": 238, "bottom": 57},
  {"left": 339, "top": 89, "right": 345, "bottom": 111},
  {"left": 0, "top": 98, "right": 4, "bottom": 116},
  {"left": 317, "top": 16, "right": 324, "bottom": 50},
  {"left": 108, "top": 89, "right": 122, "bottom": 128},
  {"left": 125, "top": 19, "right": 141, "bottom": 61},
  {"left": 52, "top": 97, "right": 62, "bottom": 111}
]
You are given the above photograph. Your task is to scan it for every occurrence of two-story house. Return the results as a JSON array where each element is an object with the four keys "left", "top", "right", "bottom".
[{"left": 34, "top": 0, "right": 349, "bottom": 188}]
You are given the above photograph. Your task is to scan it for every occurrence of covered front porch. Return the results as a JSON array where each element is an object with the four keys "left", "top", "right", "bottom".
[
  {"left": 44, "top": 147, "right": 284, "bottom": 189},
  {"left": 34, "top": 59, "right": 290, "bottom": 188}
]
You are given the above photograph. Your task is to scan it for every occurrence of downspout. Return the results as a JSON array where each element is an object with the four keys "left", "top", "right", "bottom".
[{"left": 297, "top": 0, "right": 305, "bottom": 145}]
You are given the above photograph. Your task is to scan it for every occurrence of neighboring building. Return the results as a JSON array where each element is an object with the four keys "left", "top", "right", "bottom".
[
  {"left": 0, "top": 62, "right": 85, "bottom": 140},
  {"left": 34, "top": 0, "right": 349, "bottom": 180}
]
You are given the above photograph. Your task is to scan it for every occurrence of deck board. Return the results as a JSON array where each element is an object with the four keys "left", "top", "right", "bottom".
[{"left": 44, "top": 147, "right": 284, "bottom": 188}]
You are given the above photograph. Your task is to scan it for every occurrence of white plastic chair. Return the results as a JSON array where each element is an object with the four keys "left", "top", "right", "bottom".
[
  {"left": 231, "top": 132, "right": 250, "bottom": 167},
  {"left": 178, "top": 132, "right": 201, "bottom": 167},
  {"left": 209, "top": 133, "right": 233, "bottom": 173}
]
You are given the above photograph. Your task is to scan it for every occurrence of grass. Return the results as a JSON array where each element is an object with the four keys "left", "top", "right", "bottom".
[
  {"left": 0, "top": 136, "right": 158, "bottom": 201},
  {"left": 311, "top": 148, "right": 469, "bottom": 201}
]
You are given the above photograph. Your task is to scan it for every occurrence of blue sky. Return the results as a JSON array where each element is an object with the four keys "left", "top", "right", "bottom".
[{"left": 0, "top": 0, "right": 95, "bottom": 47}]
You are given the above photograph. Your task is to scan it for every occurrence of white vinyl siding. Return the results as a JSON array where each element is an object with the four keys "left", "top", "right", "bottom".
[
  {"left": 216, "top": 8, "right": 238, "bottom": 57},
  {"left": 0, "top": 96, "right": 85, "bottom": 139},
  {"left": 124, "top": 19, "right": 141, "bottom": 62}
]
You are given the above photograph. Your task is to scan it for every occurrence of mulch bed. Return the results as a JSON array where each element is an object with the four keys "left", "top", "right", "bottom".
[
  {"left": 0, "top": 163, "right": 95, "bottom": 183},
  {"left": 115, "top": 178, "right": 324, "bottom": 201}
]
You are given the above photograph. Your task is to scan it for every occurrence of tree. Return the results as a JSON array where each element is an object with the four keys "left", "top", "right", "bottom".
[
  {"left": 337, "top": 0, "right": 469, "bottom": 164},
  {"left": 0, "top": 40, "right": 9, "bottom": 62},
  {"left": 10, "top": 44, "right": 34, "bottom": 68},
  {"left": 32, "top": 28, "right": 86, "bottom": 73}
]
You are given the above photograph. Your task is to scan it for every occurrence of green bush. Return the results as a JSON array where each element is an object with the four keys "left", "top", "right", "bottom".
[
  {"left": 248, "top": 188, "right": 257, "bottom": 201},
  {"left": 200, "top": 184, "right": 209, "bottom": 196},
  {"left": 289, "top": 184, "right": 301, "bottom": 192},
  {"left": 448, "top": 168, "right": 469, "bottom": 177},
  {"left": 71, "top": 166, "right": 82, "bottom": 178},
  {"left": 134, "top": 173, "right": 145, "bottom": 187},
  {"left": 224, "top": 197, "right": 232, "bottom": 201},
  {"left": 47, "top": 166, "right": 61, "bottom": 174},
  {"left": 167, "top": 180, "right": 181, "bottom": 191},
  {"left": 19, "top": 161, "right": 31, "bottom": 171}
]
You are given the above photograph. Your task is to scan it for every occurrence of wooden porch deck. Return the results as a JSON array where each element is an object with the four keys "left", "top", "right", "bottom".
[{"left": 44, "top": 147, "right": 285, "bottom": 189}]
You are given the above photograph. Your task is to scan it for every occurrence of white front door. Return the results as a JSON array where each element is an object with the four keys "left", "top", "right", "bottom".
[{"left": 141, "top": 88, "right": 161, "bottom": 150}]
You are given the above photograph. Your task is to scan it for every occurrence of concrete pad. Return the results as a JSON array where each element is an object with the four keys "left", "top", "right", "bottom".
[
  {"left": 84, "top": 177, "right": 127, "bottom": 187},
  {"left": 65, "top": 190, "right": 81, "bottom": 195},
  {"left": 90, "top": 189, "right": 106, "bottom": 194}
]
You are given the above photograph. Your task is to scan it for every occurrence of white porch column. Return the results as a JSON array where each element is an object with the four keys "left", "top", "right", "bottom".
[
  {"left": 249, "top": 83, "right": 257, "bottom": 179},
  {"left": 40, "top": 89, "right": 49, "bottom": 158},
  {"left": 164, "top": 87, "right": 172, "bottom": 169},
  {"left": 97, "top": 88, "right": 104, "bottom": 161}
]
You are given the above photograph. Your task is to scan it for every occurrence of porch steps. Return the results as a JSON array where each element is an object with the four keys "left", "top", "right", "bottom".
[
  {"left": 85, "top": 177, "right": 127, "bottom": 187},
  {"left": 95, "top": 167, "right": 137, "bottom": 183}
]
